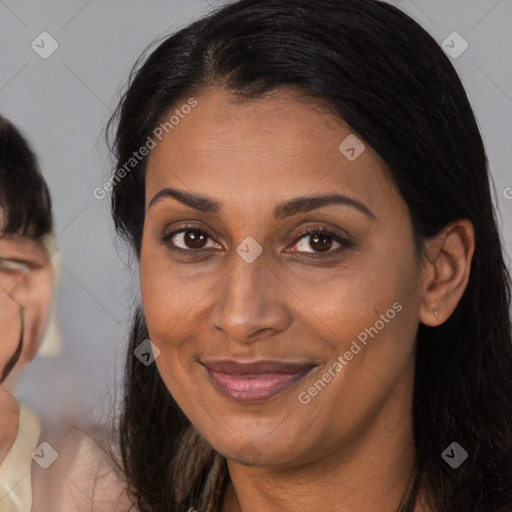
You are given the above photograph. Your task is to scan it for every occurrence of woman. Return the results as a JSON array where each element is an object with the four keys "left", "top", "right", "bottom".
[
  {"left": 105, "top": 0, "right": 512, "bottom": 510},
  {"left": 0, "top": 115, "right": 131, "bottom": 511},
  {"left": 0, "top": 114, "right": 56, "bottom": 510}
]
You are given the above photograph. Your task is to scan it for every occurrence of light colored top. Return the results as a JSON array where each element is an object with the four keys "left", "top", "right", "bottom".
[
  {"left": 0, "top": 403, "right": 41, "bottom": 511},
  {"left": 37, "top": 427, "right": 135, "bottom": 511}
]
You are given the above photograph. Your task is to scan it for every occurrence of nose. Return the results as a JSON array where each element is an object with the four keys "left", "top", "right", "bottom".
[{"left": 208, "top": 250, "right": 292, "bottom": 345}]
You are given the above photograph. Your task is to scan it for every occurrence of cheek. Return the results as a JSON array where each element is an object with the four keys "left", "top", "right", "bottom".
[
  {"left": 141, "top": 264, "right": 208, "bottom": 415},
  {"left": 0, "top": 295, "right": 22, "bottom": 364},
  {"left": 307, "top": 261, "right": 409, "bottom": 343},
  {"left": 139, "top": 240, "right": 205, "bottom": 352},
  {"left": 140, "top": 266, "right": 196, "bottom": 341},
  {"left": 311, "top": 241, "right": 419, "bottom": 384}
]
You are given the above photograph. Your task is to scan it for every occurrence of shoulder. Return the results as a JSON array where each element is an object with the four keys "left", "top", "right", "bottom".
[
  {"left": 32, "top": 427, "right": 137, "bottom": 511},
  {"left": 0, "top": 402, "right": 41, "bottom": 510}
]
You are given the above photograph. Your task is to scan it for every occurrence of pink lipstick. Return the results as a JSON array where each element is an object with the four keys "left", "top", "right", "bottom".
[{"left": 201, "top": 359, "right": 316, "bottom": 402}]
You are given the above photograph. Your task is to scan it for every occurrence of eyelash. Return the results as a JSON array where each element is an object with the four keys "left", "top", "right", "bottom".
[{"left": 161, "top": 225, "right": 352, "bottom": 258}]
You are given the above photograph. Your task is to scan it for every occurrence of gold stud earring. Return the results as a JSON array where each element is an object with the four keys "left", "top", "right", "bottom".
[{"left": 434, "top": 308, "right": 440, "bottom": 319}]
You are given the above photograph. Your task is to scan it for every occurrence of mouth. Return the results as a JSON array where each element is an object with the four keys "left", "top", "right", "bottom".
[{"left": 200, "top": 359, "right": 317, "bottom": 403}]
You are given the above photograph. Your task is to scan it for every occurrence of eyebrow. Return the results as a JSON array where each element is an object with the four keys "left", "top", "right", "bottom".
[
  {"left": 0, "top": 239, "right": 49, "bottom": 266},
  {"left": 149, "top": 187, "right": 375, "bottom": 220}
]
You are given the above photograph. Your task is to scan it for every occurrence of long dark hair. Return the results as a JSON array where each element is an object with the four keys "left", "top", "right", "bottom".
[{"left": 107, "top": 1, "right": 512, "bottom": 510}]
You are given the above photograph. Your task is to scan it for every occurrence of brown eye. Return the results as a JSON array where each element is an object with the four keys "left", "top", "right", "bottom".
[
  {"left": 288, "top": 227, "right": 351, "bottom": 255},
  {"left": 162, "top": 227, "right": 221, "bottom": 251},
  {"left": 182, "top": 229, "right": 208, "bottom": 249},
  {"left": 308, "top": 232, "right": 332, "bottom": 252}
]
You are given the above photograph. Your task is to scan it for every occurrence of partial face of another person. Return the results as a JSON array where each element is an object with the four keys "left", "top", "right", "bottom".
[
  {"left": 139, "top": 87, "right": 428, "bottom": 466},
  {"left": 0, "top": 257, "right": 24, "bottom": 383},
  {"left": 0, "top": 222, "right": 53, "bottom": 382}
]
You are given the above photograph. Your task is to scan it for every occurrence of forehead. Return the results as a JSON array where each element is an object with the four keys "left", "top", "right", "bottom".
[{"left": 145, "top": 87, "right": 398, "bottom": 217}]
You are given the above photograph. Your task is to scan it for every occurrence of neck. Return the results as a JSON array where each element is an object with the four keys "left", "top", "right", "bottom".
[{"left": 222, "top": 369, "right": 424, "bottom": 512}]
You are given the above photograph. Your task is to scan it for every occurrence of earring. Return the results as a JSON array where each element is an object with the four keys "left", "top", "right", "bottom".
[{"left": 433, "top": 308, "right": 440, "bottom": 319}]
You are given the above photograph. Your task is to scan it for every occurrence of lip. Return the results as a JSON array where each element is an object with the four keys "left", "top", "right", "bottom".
[{"left": 201, "top": 359, "right": 317, "bottom": 403}]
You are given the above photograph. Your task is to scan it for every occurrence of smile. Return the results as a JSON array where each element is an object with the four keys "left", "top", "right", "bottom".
[{"left": 201, "top": 359, "right": 317, "bottom": 403}]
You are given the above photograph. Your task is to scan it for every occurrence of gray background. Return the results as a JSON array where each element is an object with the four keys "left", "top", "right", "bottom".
[{"left": 1, "top": 0, "right": 511, "bottom": 430}]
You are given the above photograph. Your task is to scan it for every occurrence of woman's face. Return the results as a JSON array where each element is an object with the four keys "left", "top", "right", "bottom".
[
  {"left": 140, "top": 87, "right": 426, "bottom": 466},
  {"left": 0, "top": 230, "right": 53, "bottom": 378}
]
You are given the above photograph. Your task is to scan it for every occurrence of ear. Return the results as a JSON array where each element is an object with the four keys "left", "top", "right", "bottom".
[
  {"left": 21, "top": 260, "right": 54, "bottom": 364},
  {"left": 35, "top": 235, "right": 62, "bottom": 358},
  {"left": 418, "top": 219, "right": 475, "bottom": 327}
]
